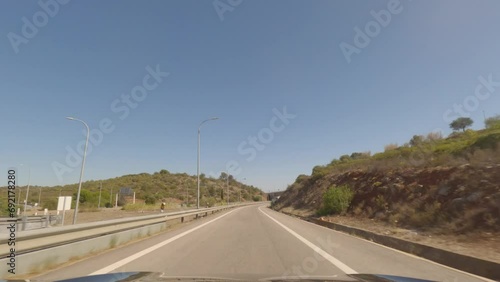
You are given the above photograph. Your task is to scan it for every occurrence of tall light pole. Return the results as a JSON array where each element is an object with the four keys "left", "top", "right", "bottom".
[
  {"left": 23, "top": 167, "right": 31, "bottom": 216},
  {"left": 197, "top": 117, "right": 219, "bottom": 209},
  {"left": 66, "top": 117, "right": 90, "bottom": 225},
  {"left": 17, "top": 164, "right": 24, "bottom": 209}
]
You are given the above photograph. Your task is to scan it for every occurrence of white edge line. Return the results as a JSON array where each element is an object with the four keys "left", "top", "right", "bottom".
[
  {"left": 89, "top": 208, "right": 240, "bottom": 275},
  {"left": 258, "top": 206, "right": 357, "bottom": 275},
  {"left": 266, "top": 208, "right": 495, "bottom": 282}
]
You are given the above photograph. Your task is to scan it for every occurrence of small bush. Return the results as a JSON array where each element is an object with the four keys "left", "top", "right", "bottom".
[
  {"left": 311, "top": 165, "right": 328, "bottom": 180},
  {"left": 426, "top": 131, "right": 443, "bottom": 141},
  {"left": 295, "top": 174, "right": 309, "bottom": 184},
  {"left": 319, "top": 185, "right": 354, "bottom": 215},
  {"left": 43, "top": 198, "right": 58, "bottom": 210},
  {"left": 144, "top": 195, "right": 156, "bottom": 205},
  {"left": 485, "top": 115, "right": 500, "bottom": 129}
]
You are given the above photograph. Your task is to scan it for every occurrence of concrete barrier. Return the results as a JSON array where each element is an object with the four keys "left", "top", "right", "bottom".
[{"left": 278, "top": 210, "right": 500, "bottom": 281}]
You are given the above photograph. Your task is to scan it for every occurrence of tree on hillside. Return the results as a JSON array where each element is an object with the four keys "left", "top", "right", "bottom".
[
  {"left": 409, "top": 135, "right": 424, "bottom": 147},
  {"left": 485, "top": 115, "right": 500, "bottom": 129},
  {"left": 219, "top": 172, "right": 228, "bottom": 180},
  {"left": 450, "top": 117, "right": 473, "bottom": 132}
]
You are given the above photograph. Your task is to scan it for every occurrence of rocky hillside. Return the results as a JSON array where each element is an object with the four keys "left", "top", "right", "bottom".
[{"left": 274, "top": 127, "right": 500, "bottom": 234}]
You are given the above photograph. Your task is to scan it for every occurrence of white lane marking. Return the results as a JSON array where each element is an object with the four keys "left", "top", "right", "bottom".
[
  {"left": 90, "top": 208, "right": 240, "bottom": 275},
  {"left": 267, "top": 208, "right": 495, "bottom": 282},
  {"left": 258, "top": 207, "right": 357, "bottom": 274}
]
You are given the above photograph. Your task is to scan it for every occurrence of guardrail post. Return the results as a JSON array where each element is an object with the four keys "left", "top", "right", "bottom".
[
  {"left": 181, "top": 217, "right": 184, "bottom": 223},
  {"left": 46, "top": 215, "right": 49, "bottom": 228},
  {"left": 21, "top": 216, "right": 27, "bottom": 231}
]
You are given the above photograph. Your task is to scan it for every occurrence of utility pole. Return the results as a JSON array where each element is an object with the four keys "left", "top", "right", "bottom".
[{"left": 110, "top": 187, "right": 113, "bottom": 207}]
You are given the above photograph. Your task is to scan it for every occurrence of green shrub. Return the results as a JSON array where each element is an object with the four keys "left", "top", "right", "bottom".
[
  {"left": 312, "top": 165, "right": 327, "bottom": 177},
  {"left": 43, "top": 198, "right": 58, "bottom": 210},
  {"left": 485, "top": 115, "right": 500, "bottom": 129},
  {"left": 319, "top": 185, "right": 354, "bottom": 215},
  {"left": 144, "top": 195, "right": 156, "bottom": 205},
  {"left": 472, "top": 133, "right": 500, "bottom": 150},
  {"left": 295, "top": 174, "right": 309, "bottom": 184},
  {"left": 252, "top": 195, "right": 262, "bottom": 202}
]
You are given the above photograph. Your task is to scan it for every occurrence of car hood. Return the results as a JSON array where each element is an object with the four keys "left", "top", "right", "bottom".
[{"left": 8, "top": 272, "right": 434, "bottom": 282}]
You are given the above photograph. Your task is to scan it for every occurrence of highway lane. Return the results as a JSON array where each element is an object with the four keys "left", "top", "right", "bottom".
[{"left": 36, "top": 204, "right": 491, "bottom": 281}]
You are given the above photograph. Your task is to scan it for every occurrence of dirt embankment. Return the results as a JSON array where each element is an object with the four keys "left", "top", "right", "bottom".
[{"left": 274, "top": 164, "right": 500, "bottom": 262}]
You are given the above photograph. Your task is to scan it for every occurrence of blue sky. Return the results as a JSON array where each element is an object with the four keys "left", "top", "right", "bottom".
[{"left": 1, "top": 0, "right": 500, "bottom": 192}]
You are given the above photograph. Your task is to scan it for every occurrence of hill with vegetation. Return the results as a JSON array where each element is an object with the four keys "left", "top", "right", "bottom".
[
  {"left": 1, "top": 170, "right": 265, "bottom": 215},
  {"left": 273, "top": 116, "right": 500, "bottom": 234}
]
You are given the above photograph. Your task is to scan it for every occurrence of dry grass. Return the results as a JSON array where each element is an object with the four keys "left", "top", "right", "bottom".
[{"left": 384, "top": 143, "right": 398, "bottom": 152}]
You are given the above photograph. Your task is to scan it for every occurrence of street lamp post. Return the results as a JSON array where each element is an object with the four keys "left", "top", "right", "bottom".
[
  {"left": 17, "top": 164, "right": 24, "bottom": 213},
  {"left": 23, "top": 167, "right": 31, "bottom": 216},
  {"left": 66, "top": 117, "right": 90, "bottom": 225},
  {"left": 21, "top": 166, "right": 31, "bottom": 231},
  {"left": 197, "top": 117, "right": 219, "bottom": 209}
]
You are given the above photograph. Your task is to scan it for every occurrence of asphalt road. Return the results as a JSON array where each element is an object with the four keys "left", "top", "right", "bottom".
[{"left": 36, "top": 205, "right": 491, "bottom": 281}]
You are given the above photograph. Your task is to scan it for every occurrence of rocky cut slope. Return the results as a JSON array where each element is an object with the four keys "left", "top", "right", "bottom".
[{"left": 274, "top": 163, "right": 500, "bottom": 234}]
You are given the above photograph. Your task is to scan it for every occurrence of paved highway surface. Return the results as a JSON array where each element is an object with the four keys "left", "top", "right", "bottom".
[{"left": 35, "top": 205, "right": 491, "bottom": 281}]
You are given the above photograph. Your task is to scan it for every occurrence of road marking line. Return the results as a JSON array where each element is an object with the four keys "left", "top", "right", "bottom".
[
  {"left": 267, "top": 208, "right": 496, "bottom": 282},
  {"left": 89, "top": 208, "right": 240, "bottom": 275},
  {"left": 258, "top": 207, "right": 357, "bottom": 275}
]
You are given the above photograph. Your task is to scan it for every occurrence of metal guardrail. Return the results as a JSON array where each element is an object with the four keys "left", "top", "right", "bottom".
[
  {"left": 0, "top": 215, "right": 59, "bottom": 232},
  {"left": 0, "top": 202, "right": 259, "bottom": 257}
]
